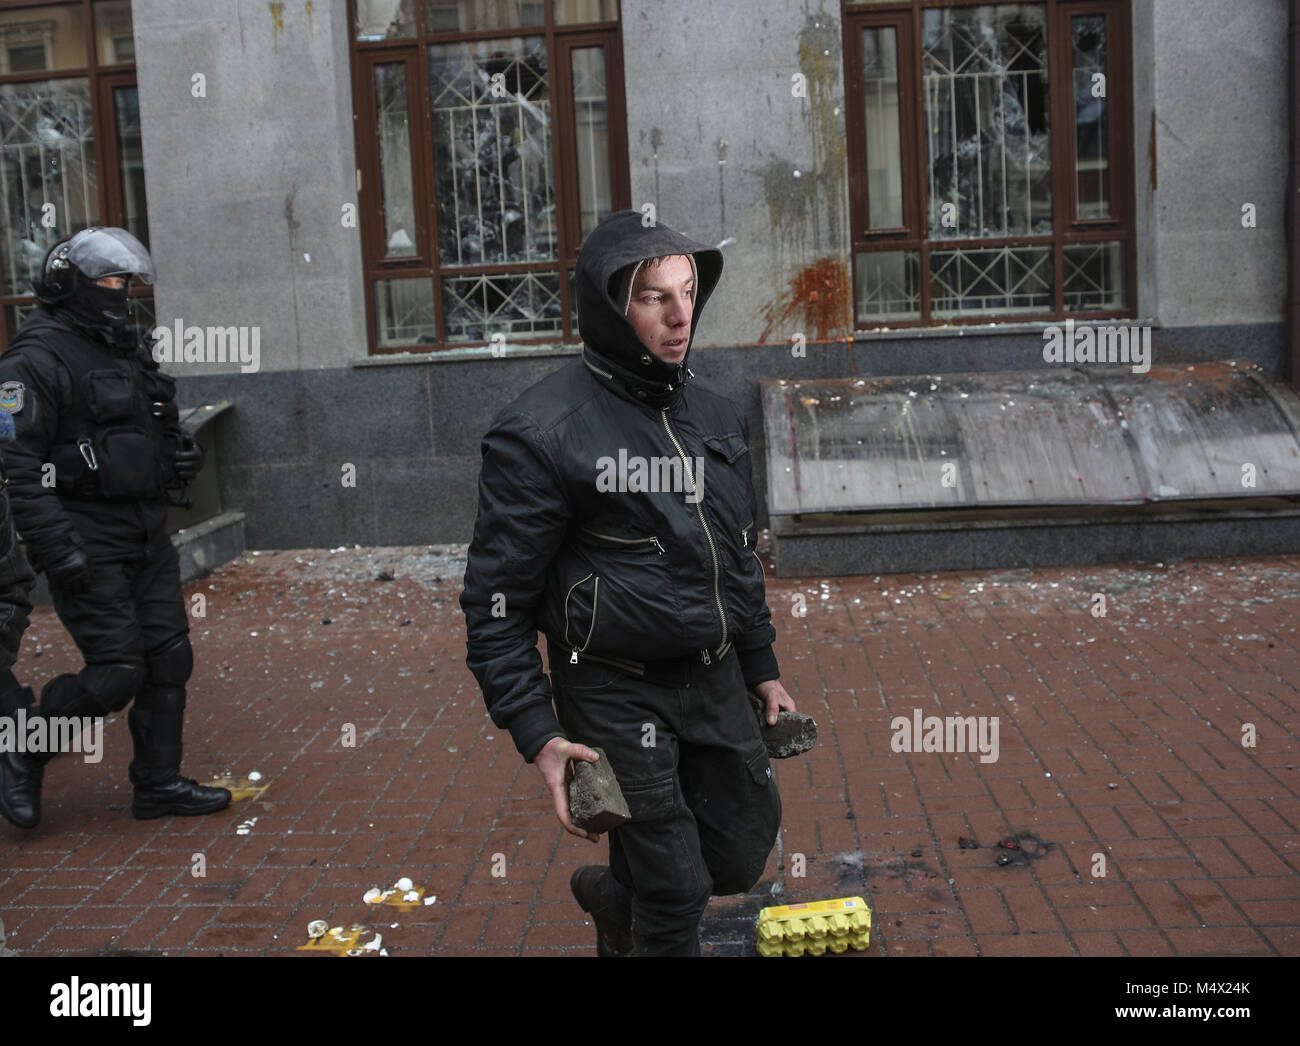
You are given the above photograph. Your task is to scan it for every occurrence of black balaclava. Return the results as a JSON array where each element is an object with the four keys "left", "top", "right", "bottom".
[{"left": 59, "top": 270, "right": 135, "bottom": 350}]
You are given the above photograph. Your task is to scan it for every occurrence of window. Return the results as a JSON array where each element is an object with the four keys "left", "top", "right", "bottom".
[
  {"left": 843, "top": 0, "right": 1134, "bottom": 328},
  {"left": 348, "top": 0, "right": 629, "bottom": 353},
  {"left": 0, "top": 0, "right": 148, "bottom": 350}
]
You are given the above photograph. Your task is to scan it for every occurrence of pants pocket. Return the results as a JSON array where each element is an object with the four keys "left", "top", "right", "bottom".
[{"left": 618, "top": 771, "right": 676, "bottom": 823}]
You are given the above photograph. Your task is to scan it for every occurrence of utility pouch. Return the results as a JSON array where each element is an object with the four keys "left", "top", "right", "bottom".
[
  {"left": 92, "top": 426, "right": 164, "bottom": 499},
  {"left": 82, "top": 369, "right": 136, "bottom": 422}
]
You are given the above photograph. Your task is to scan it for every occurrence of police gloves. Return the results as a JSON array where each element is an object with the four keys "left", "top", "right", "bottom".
[
  {"left": 45, "top": 546, "right": 93, "bottom": 595},
  {"left": 173, "top": 437, "right": 204, "bottom": 482}
]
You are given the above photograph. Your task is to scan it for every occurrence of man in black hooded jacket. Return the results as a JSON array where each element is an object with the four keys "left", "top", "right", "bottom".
[{"left": 461, "top": 210, "right": 795, "bottom": 955}]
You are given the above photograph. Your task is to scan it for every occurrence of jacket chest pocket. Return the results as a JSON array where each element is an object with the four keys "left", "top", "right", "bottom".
[
  {"left": 702, "top": 432, "right": 748, "bottom": 465},
  {"left": 82, "top": 370, "right": 137, "bottom": 422},
  {"left": 700, "top": 432, "right": 751, "bottom": 550}
]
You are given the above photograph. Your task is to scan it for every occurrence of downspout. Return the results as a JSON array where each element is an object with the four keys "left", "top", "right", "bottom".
[{"left": 1290, "top": 0, "right": 1300, "bottom": 383}]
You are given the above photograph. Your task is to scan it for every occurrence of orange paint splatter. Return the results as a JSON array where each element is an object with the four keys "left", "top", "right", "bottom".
[{"left": 760, "top": 257, "right": 851, "bottom": 343}]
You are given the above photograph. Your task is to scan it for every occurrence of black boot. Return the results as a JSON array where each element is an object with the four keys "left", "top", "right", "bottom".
[
  {"left": 570, "top": 865, "right": 635, "bottom": 956},
  {"left": 128, "top": 692, "right": 230, "bottom": 820},
  {"left": 0, "top": 746, "right": 45, "bottom": 829},
  {"left": 0, "top": 687, "right": 47, "bottom": 830},
  {"left": 133, "top": 774, "right": 232, "bottom": 819}
]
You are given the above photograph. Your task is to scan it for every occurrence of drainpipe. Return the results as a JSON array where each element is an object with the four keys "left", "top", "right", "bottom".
[{"left": 1290, "top": 0, "right": 1300, "bottom": 383}]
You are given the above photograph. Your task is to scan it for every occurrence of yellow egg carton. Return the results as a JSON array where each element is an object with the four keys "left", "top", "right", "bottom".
[{"left": 756, "top": 897, "right": 871, "bottom": 957}]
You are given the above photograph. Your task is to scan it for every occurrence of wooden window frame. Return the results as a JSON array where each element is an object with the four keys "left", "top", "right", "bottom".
[
  {"left": 347, "top": 0, "right": 630, "bottom": 355},
  {"left": 843, "top": 0, "right": 1136, "bottom": 330},
  {"left": 0, "top": 0, "right": 142, "bottom": 353}
]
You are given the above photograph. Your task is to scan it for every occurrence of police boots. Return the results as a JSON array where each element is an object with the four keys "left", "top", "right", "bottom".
[
  {"left": 127, "top": 690, "right": 230, "bottom": 819},
  {"left": 0, "top": 687, "right": 46, "bottom": 830},
  {"left": 0, "top": 745, "right": 47, "bottom": 830}
]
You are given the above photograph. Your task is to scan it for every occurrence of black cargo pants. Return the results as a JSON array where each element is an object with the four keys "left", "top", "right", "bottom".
[
  {"left": 40, "top": 504, "right": 189, "bottom": 719},
  {"left": 548, "top": 639, "right": 782, "bottom": 956}
]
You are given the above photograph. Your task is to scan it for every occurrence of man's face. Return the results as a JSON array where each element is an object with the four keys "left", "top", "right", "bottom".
[
  {"left": 626, "top": 254, "right": 694, "bottom": 365},
  {"left": 93, "top": 275, "right": 128, "bottom": 290}
]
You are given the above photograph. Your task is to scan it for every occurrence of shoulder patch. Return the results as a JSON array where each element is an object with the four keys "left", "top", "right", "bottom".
[{"left": 0, "top": 380, "right": 24, "bottom": 414}]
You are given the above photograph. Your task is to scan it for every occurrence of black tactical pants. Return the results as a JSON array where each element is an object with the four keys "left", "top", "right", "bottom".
[
  {"left": 48, "top": 525, "right": 186, "bottom": 678},
  {"left": 548, "top": 640, "right": 782, "bottom": 956},
  {"left": 39, "top": 510, "right": 192, "bottom": 783}
]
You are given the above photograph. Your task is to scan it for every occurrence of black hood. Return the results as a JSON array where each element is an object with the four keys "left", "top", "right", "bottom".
[{"left": 574, "top": 210, "right": 722, "bottom": 409}]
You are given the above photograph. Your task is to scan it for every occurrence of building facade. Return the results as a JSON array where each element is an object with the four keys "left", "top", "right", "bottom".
[{"left": 0, "top": 0, "right": 1289, "bottom": 551}]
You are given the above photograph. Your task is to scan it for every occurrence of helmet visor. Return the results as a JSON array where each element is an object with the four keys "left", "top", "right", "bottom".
[{"left": 64, "top": 227, "right": 156, "bottom": 285}]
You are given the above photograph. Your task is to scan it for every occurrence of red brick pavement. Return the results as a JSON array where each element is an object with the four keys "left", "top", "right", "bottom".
[{"left": 0, "top": 544, "right": 1296, "bottom": 957}]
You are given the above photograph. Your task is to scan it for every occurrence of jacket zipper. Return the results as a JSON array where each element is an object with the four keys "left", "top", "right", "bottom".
[
  {"left": 579, "top": 527, "right": 664, "bottom": 554},
  {"left": 582, "top": 352, "right": 614, "bottom": 381},
  {"left": 564, "top": 572, "right": 600, "bottom": 663},
  {"left": 741, "top": 521, "right": 753, "bottom": 548},
  {"left": 660, "top": 408, "right": 726, "bottom": 661}
]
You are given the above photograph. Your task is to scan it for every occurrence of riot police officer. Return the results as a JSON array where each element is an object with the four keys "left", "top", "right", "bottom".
[{"left": 0, "top": 227, "right": 230, "bottom": 828}]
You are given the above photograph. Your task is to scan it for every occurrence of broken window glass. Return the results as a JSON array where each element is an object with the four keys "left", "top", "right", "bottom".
[
  {"left": 428, "top": 36, "right": 556, "bottom": 268},
  {"left": 922, "top": 4, "right": 1051, "bottom": 240},
  {"left": 0, "top": 78, "right": 97, "bottom": 298},
  {"left": 441, "top": 269, "right": 561, "bottom": 342}
]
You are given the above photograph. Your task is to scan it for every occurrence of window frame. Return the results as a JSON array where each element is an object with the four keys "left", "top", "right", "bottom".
[
  {"left": 842, "top": 0, "right": 1136, "bottom": 330},
  {"left": 0, "top": 0, "right": 143, "bottom": 354},
  {"left": 346, "top": 0, "right": 630, "bottom": 355}
]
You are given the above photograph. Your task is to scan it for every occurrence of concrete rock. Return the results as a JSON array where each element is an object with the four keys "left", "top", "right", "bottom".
[
  {"left": 568, "top": 748, "right": 631, "bottom": 832},
  {"left": 763, "top": 711, "right": 818, "bottom": 758}
]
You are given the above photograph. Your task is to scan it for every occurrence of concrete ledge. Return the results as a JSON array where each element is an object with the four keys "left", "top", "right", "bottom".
[
  {"left": 174, "top": 509, "right": 246, "bottom": 584},
  {"left": 772, "top": 505, "right": 1300, "bottom": 577}
]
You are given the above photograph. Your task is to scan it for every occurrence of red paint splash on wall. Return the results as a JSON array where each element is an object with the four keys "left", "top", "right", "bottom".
[{"left": 760, "top": 257, "right": 851, "bottom": 344}]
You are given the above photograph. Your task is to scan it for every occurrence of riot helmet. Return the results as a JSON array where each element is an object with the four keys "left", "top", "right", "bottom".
[{"left": 34, "top": 227, "right": 155, "bottom": 346}]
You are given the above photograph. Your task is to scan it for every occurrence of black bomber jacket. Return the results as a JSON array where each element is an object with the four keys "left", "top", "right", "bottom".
[{"left": 460, "top": 211, "right": 780, "bottom": 762}]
